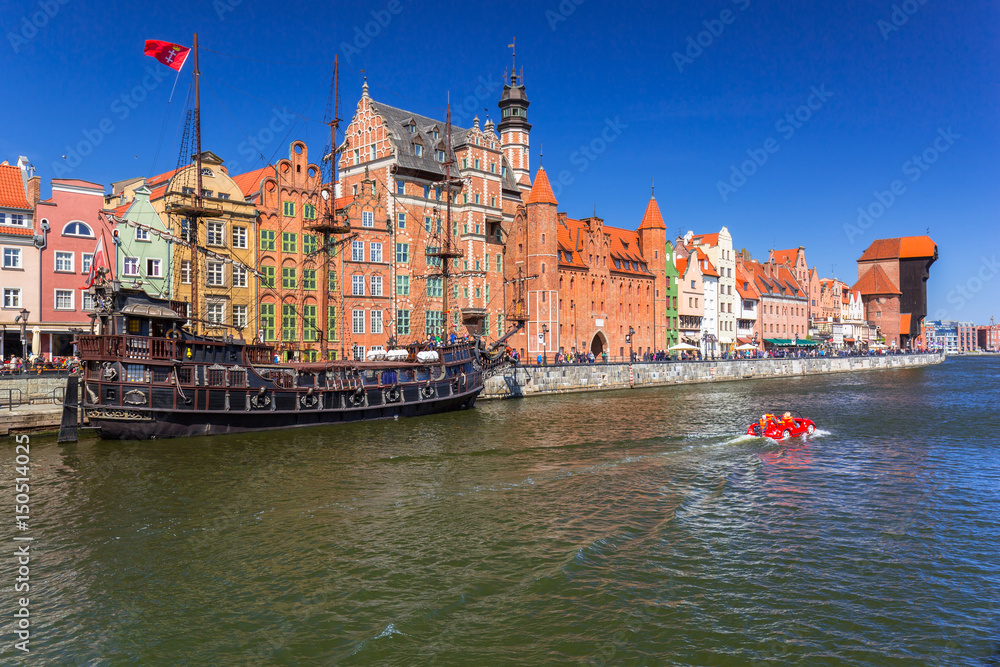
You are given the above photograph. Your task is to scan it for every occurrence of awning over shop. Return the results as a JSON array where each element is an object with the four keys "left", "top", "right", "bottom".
[
  {"left": 764, "top": 338, "right": 793, "bottom": 346},
  {"left": 793, "top": 339, "right": 818, "bottom": 347}
]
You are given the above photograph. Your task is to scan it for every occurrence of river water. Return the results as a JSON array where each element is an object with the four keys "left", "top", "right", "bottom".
[{"left": 3, "top": 356, "right": 998, "bottom": 665}]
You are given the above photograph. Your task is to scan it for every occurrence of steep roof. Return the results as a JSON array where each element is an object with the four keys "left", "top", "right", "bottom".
[
  {"left": 367, "top": 98, "right": 520, "bottom": 194},
  {"left": 735, "top": 264, "right": 760, "bottom": 299},
  {"left": 770, "top": 247, "right": 802, "bottom": 266},
  {"left": 231, "top": 166, "right": 273, "bottom": 199},
  {"left": 859, "top": 236, "right": 937, "bottom": 261},
  {"left": 526, "top": 167, "right": 557, "bottom": 205},
  {"left": 851, "top": 265, "right": 902, "bottom": 295},
  {"left": 0, "top": 163, "right": 30, "bottom": 210},
  {"left": 638, "top": 196, "right": 665, "bottom": 230},
  {"left": 690, "top": 232, "right": 719, "bottom": 246},
  {"left": 555, "top": 215, "right": 653, "bottom": 276}
]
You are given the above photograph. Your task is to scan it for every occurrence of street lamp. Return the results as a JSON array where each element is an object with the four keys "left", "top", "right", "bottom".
[
  {"left": 626, "top": 325, "right": 635, "bottom": 362},
  {"left": 15, "top": 308, "right": 30, "bottom": 359},
  {"left": 541, "top": 324, "right": 549, "bottom": 364}
]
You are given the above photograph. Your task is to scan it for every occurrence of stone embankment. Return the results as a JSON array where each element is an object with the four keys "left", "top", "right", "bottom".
[{"left": 482, "top": 352, "right": 944, "bottom": 399}]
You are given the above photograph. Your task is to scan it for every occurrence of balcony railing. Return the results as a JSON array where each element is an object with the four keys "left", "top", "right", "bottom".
[{"left": 77, "top": 335, "right": 179, "bottom": 361}]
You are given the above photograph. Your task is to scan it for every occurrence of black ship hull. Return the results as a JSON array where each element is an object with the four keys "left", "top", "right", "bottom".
[{"left": 88, "top": 383, "right": 481, "bottom": 440}]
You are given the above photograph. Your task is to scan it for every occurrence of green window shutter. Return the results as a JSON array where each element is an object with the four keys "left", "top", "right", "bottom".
[
  {"left": 260, "top": 304, "right": 275, "bottom": 341},
  {"left": 282, "top": 303, "right": 297, "bottom": 341},
  {"left": 303, "top": 305, "right": 317, "bottom": 341},
  {"left": 303, "top": 269, "right": 316, "bottom": 290},
  {"left": 261, "top": 266, "right": 275, "bottom": 288}
]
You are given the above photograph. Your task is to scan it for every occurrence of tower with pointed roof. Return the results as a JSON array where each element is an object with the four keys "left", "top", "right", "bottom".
[
  {"left": 497, "top": 49, "right": 531, "bottom": 189},
  {"left": 638, "top": 187, "right": 668, "bottom": 349},
  {"left": 524, "top": 166, "right": 559, "bottom": 359}
]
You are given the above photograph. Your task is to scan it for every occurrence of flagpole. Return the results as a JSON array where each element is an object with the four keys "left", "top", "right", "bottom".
[{"left": 167, "top": 69, "right": 181, "bottom": 104}]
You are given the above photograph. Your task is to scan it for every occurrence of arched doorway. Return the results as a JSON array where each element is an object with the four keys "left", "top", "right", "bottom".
[{"left": 590, "top": 332, "right": 607, "bottom": 357}]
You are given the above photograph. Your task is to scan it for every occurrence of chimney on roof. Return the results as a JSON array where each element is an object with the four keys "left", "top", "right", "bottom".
[{"left": 27, "top": 175, "right": 40, "bottom": 204}]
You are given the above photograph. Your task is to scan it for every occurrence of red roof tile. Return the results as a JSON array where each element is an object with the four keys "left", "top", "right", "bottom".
[
  {"left": 0, "top": 164, "right": 30, "bottom": 210},
  {"left": 0, "top": 225, "right": 34, "bottom": 236},
  {"left": 690, "top": 232, "right": 719, "bottom": 246},
  {"left": 526, "top": 167, "right": 557, "bottom": 205},
  {"left": 231, "top": 166, "right": 273, "bottom": 198},
  {"left": 770, "top": 248, "right": 800, "bottom": 266},
  {"left": 859, "top": 236, "right": 937, "bottom": 261},
  {"left": 638, "top": 196, "right": 665, "bottom": 230},
  {"left": 851, "top": 265, "right": 901, "bottom": 295}
]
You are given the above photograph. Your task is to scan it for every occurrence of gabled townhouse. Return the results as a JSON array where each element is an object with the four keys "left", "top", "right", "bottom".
[{"left": 0, "top": 157, "right": 41, "bottom": 359}]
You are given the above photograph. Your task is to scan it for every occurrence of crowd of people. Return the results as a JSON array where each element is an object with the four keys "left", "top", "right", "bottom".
[
  {"left": 1, "top": 354, "right": 80, "bottom": 376},
  {"left": 522, "top": 346, "right": 924, "bottom": 366}
]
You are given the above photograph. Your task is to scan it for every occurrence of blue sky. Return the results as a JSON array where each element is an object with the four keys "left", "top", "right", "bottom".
[{"left": 3, "top": 0, "right": 998, "bottom": 323}]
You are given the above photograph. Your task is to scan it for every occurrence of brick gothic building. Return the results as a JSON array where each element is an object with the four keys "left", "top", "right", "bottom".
[
  {"left": 234, "top": 143, "right": 332, "bottom": 361},
  {"left": 508, "top": 178, "right": 669, "bottom": 361},
  {"left": 853, "top": 236, "right": 937, "bottom": 349},
  {"left": 333, "top": 69, "right": 678, "bottom": 362},
  {"left": 335, "top": 80, "right": 520, "bottom": 359}
]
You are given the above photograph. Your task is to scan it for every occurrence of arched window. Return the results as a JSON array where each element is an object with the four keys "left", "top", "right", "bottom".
[{"left": 62, "top": 221, "right": 94, "bottom": 237}]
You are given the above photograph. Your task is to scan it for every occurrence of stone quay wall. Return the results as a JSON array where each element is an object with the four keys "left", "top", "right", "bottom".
[{"left": 482, "top": 353, "right": 944, "bottom": 400}]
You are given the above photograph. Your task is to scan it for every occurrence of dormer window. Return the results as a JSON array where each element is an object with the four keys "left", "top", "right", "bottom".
[
  {"left": 437, "top": 150, "right": 446, "bottom": 162},
  {"left": 414, "top": 143, "right": 423, "bottom": 157},
  {"left": 433, "top": 130, "right": 439, "bottom": 140},
  {"left": 408, "top": 123, "right": 416, "bottom": 134},
  {"left": 201, "top": 167, "right": 213, "bottom": 177}
]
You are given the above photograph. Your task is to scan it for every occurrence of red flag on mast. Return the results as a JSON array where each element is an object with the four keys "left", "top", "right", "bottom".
[
  {"left": 84, "top": 233, "right": 111, "bottom": 288},
  {"left": 144, "top": 40, "right": 191, "bottom": 71}
]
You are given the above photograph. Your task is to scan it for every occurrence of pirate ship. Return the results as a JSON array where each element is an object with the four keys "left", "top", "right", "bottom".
[{"left": 59, "top": 35, "right": 523, "bottom": 441}]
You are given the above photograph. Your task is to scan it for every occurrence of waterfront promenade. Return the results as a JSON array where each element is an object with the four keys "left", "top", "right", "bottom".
[{"left": 482, "top": 351, "right": 944, "bottom": 399}]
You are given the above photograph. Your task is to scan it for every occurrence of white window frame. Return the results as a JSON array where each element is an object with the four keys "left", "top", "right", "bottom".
[
  {"left": 352, "top": 275, "right": 365, "bottom": 296},
  {"left": 232, "top": 226, "right": 247, "bottom": 249},
  {"left": 370, "top": 242, "right": 383, "bottom": 263},
  {"left": 351, "top": 240, "right": 364, "bottom": 261},
  {"left": 362, "top": 211, "right": 375, "bottom": 228},
  {"left": 82, "top": 292, "right": 96, "bottom": 311},
  {"left": 370, "top": 275, "right": 383, "bottom": 297},
  {"left": 180, "top": 260, "right": 191, "bottom": 284},
  {"left": 81, "top": 253, "right": 93, "bottom": 275},
  {"left": 370, "top": 309, "right": 383, "bottom": 334},
  {"left": 3, "top": 287, "right": 21, "bottom": 308},
  {"left": 207, "top": 261, "right": 225, "bottom": 287},
  {"left": 54, "top": 289, "right": 74, "bottom": 311},
  {"left": 352, "top": 309, "right": 365, "bottom": 334},
  {"left": 135, "top": 226, "right": 149, "bottom": 241},
  {"left": 146, "top": 258, "right": 162, "bottom": 278},
  {"left": 206, "top": 301, "right": 225, "bottom": 325},
  {"left": 232, "top": 265, "right": 247, "bottom": 288},
  {"left": 55, "top": 251, "right": 74, "bottom": 272},
  {"left": 2, "top": 247, "right": 21, "bottom": 269},
  {"left": 206, "top": 222, "right": 225, "bottom": 247},
  {"left": 123, "top": 256, "right": 139, "bottom": 277},
  {"left": 232, "top": 305, "right": 247, "bottom": 329}
]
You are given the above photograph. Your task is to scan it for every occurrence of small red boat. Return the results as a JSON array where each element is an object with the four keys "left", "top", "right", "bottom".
[{"left": 747, "top": 412, "right": 816, "bottom": 440}]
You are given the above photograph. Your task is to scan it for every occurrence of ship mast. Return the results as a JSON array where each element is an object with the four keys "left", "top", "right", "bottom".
[
  {"left": 427, "top": 99, "right": 464, "bottom": 339},
  {"left": 191, "top": 32, "right": 203, "bottom": 335}
]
